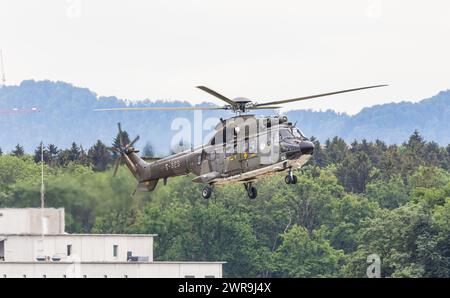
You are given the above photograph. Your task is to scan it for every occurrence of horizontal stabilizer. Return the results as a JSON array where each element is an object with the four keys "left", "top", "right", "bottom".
[
  {"left": 136, "top": 179, "right": 159, "bottom": 192},
  {"left": 142, "top": 157, "right": 164, "bottom": 163}
]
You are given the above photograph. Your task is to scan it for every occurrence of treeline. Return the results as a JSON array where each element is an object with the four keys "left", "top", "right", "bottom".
[
  {"left": 0, "top": 131, "right": 449, "bottom": 278},
  {"left": 0, "top": 132, "right": 156, "bottom": 172},
  {"left": 2, "top": 80, "right": 450, "bottom": 153}
]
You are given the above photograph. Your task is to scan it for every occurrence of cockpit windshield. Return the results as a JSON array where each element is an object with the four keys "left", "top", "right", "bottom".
[
  {"left": 292, "top": 128, "right": 306, "bottom": 139},
  {"left": 279, "top": 129, "right": 294, "bottom": 140}
]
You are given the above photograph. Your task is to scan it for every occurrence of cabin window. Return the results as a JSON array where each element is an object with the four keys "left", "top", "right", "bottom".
[
  {"left": 67, "top": 244, "right": 72, "bottom": 256},
  {"left": 222, "top": 127, "right": 227, "bottom": 145},
  {"left": 0, "top": 240, "right": 5, "bottom": 261},
  {"left": 113, "top": 245, "right": 119, "bottom": 257}
]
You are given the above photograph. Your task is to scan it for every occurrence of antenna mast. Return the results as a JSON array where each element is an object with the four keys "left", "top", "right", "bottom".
[
  {"left": 40, "top": 142, "right": 46, "bottom": 243},
  {"left": 0, "top": 49, "right": 5, "bottom": 86},
  {"left": 40, "top": 142, "right": 45, "bottom": 210}
]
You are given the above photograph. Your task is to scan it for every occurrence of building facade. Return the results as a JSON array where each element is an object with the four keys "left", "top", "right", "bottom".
[{"left": 0, "top": 208, "right": 224, "bottom": 278}]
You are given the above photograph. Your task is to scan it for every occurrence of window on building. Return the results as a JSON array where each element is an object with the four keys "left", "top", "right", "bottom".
[
  {"left": 184, "top": 275, "right": 195, "bottom": 278},
  {"left": 205, "top": 275, "right": 215, "bottom": 278},
  {"left": 113, "top": 245, "right": 118, "bottom": 257},
  {"left": 0, "top": 240, "right": 4, "bottom": 261},
  {"left": 67, "top": 244, "right": 72, "bottom": 256}
]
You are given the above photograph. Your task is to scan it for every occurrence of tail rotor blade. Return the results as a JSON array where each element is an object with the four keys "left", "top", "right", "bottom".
[
  {"left": 129, "top": 135, "right": 140, "bottom": 147},
  {"left": 117, "top": 122, "right": 124, "bottom": 147},
  {"left": 113, "top": 157, "right": 121, "bottom": 177}
]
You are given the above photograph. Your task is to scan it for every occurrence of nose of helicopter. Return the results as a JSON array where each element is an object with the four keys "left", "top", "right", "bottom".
[{"left": 300, "top": 140, "right": 314, "bottom": 155}]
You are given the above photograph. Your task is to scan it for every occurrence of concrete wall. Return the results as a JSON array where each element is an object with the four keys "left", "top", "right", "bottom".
[
  {"left": 0, "top": 262, "right": 223, "bottom": 278},
  {"left": 0, "top": 208, "right": 64, "bottom": 235},
  {"left": 2, "top": 235, "right": 153, "bottom": 262}
]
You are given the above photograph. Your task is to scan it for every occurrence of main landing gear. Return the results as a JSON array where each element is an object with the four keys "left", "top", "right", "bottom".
[
  {"left": 202, "top": 185, "right": 213, "bottom": 199},
  {"left": 285, "top": 169, "right": 298, "bottom": 185},
  {"left": 244, "top": 182, "right": 257, "bottom": 199}
]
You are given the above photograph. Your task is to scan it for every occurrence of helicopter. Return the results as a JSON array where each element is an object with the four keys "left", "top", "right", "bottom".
[{"left": 95, "top": 84, "right": 387, "bottom": 199}]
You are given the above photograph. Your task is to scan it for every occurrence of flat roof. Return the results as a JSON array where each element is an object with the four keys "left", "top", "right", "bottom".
[
  {"left": 0, "top": 261, "right": 226, "bottom": 264},
  {"left": 0, "top": 233, "right": 157, "bottom": 237},
  {"left": 0, "top": 207, "right": 64, "bottom": 211}
]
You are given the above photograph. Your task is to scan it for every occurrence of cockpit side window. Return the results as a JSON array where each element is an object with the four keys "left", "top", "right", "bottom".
[
  {"left": 279, "top": 129, "right": 294, "bottom": 140},
  {"left": 210, "top": 128, "right": 226, "bottom": 146}
]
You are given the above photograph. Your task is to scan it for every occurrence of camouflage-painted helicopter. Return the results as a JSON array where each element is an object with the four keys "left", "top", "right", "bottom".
[{"left": 96, "top": 85, "right": 386, "bottom": 199}]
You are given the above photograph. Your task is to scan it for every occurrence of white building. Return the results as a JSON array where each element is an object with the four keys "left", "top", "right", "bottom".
[{"left": 0, "top": 208, "right": 224, "bottom": 278}]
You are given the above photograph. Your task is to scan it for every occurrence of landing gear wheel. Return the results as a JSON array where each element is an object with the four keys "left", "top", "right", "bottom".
[
  {"left": 202, "top": 185, "right": 212, "bottom": 199},
  {"left": 244, "top": 183, "right": 258, "bottom": 199},
  {"left": 285, "top": 174, "right": 298, "bottom": 185},
  {"left": 285, "top": 175, "right": 292, "bottom": 184},
  {"left": 247, "top": 186, "right": 257, "bottom": 200},
  {"left": 292, "top": 175, "right": 298, "bottom": 184}
]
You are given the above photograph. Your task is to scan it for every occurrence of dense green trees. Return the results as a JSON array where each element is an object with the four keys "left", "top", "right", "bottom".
[
  {"left": 0, "top": 131, "right": 449, "bottom": 277},
  {"left": 11, "top": 144, "right": 25, "bottom": 157},
  {"left": 87, "top": 140, "right": 112, "bottom": 171}
]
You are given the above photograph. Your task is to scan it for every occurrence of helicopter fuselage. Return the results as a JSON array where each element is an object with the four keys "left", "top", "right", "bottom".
[{"left": 123, "top": 115, "right": 314, "bottom": 194}]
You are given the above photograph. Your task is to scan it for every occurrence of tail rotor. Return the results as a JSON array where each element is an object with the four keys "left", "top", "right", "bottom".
[{"left": 108, "top": 122, "right": 140, "bottom": 177}]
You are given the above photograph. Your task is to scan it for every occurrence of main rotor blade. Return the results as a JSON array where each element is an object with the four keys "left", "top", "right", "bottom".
[
  {"left": 0, "top": 107, "right": 40, "bottom": 114},
  {"left": 196, "top": 86, "right": 237, "bottom": 106},
  {"left": 252, "top": 106, "right": 282, "bottom": 110},
  {"left": 256, "top": 85, "right": 388, "bottom": 107},
  {"left": 128, "top": 135, "right": 140, "bottom": 147},
  {"left": 95, "top": 106, "right": 226, "bottom": 111}
]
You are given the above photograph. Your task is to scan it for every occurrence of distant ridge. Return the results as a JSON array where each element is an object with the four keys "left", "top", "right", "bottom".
[{"left": 1, "top": 80, "right": 449, "bottom": 153}]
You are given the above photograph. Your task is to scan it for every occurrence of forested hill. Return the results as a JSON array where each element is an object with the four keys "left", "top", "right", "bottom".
[{"left": 1, "top": 80, "right": 449, "bottom": 153}]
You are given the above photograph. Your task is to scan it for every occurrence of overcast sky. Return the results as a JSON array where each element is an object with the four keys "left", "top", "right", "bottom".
[{"left": 1, "top": 0, "right": 450, "bottom": 114}]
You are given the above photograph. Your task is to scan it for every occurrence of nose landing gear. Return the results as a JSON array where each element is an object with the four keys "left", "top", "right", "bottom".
[{"left": 244, "top": 182, "right": 258, "bottom": 199}]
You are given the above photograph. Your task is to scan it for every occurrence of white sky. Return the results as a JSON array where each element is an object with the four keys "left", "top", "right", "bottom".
[{"left": 1, "top": 0, "right": 450, "bottom": 114}]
